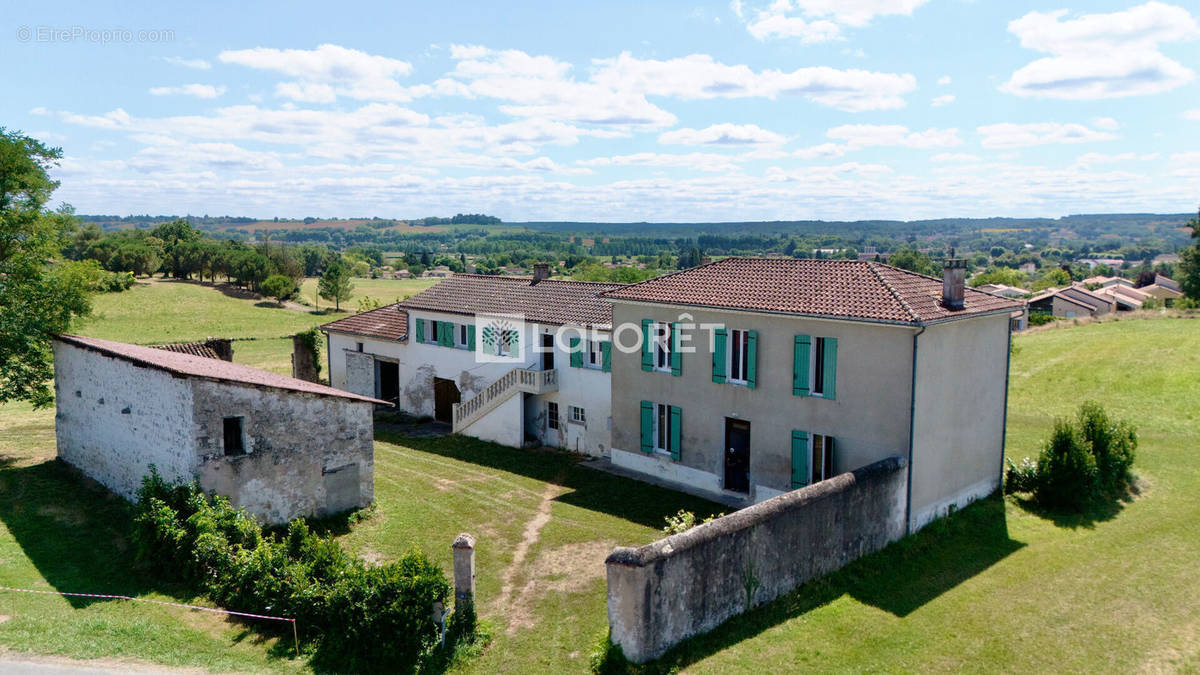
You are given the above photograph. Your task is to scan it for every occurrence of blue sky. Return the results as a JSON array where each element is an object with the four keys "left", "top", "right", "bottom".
[{"left": 6, "top": 0, "right": 1199, "bottom": 221}]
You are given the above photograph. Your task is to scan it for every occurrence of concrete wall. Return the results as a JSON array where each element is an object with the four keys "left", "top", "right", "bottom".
[
  {"left": 192, "top": 380, "right": 375, "bottom": 525},
  {"left": 400, "top": 310, "right": 518, "bottom": 417},
  {"left": 908, "top": 313, "right": 1009, "bottom": 530},
  {"left": 609, "top": 302, "right": 915, "bottom": 502},
  {"left": 605, "top": 455, "right": 908, "bottom": 663},
  {"left": 53, "top": 341, "right": 197, "bottom": 500},
  {"left": 526, "top": 325, "right": 613, "bottom": 456},
  {"left": 462, "top": 392, "right": 525, "bottom": 448},
  {"left": 326, "top": 332, "right": 405, "bottom": 395}
]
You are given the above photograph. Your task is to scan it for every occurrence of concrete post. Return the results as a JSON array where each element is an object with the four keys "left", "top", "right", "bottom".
[
  {"left": 452, "top": 533, "right": 476, "bottom": 603},
  {"left": 291, "top": 334, "right": 319, "bottom": 383}
]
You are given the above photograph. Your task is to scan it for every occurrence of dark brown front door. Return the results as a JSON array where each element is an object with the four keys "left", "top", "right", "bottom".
[
  {"left": 433, "top": 377, "right": 460, "bottom": 424},
  {"left": 541, "top": 333, "right": 555, "bottom": 370},
  {"left": 724, "top": 418, "right": 751, "bottom": 493}
]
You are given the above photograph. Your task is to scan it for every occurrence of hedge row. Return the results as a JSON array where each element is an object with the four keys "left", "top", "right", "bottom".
[{"left": 132, "top": 470, "right": 451, "bottom": 669}]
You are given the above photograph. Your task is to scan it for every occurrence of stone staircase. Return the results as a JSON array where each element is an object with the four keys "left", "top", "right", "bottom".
[{"left": 452, "top": 367, "right": 558, "bottom": 433}]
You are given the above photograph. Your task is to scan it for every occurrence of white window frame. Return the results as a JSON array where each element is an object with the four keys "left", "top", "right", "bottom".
[
  {"left": 547, "top": 401, "right": 560, "bottom": 430},
  {"left": 810, "top": 336, "right": 827, "bottom": 398},
  {"left": 810, "top": 433, "right": 834, "bottom": 484},
  {"left": 652, "top": 402, "right": 672, "bottom": 454},
  {"left": 726, "top": 328, "right": 750, "bottom": 385},
  {"left": 569, "top": 405, "right": 586, "bottom": 425},
  {"left": 498, "top": 329, "right": 517, "bottom": 357},
  {"left": 652, "top": 322, "right": 672, "bottom": 372},
  {"left": 456, "top": 324, "right": 470, "bottom": 350},
  {"left": 422, "top": 318, "right": 438, "bottom": 345},
  {"left": 586, "top": 339, "right": 603, "bottom": 370}
]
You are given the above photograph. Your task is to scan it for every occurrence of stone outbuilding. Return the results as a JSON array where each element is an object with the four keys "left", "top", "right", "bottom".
[{"left": 52, "top": 334, "right": 384, "bottom": 525}]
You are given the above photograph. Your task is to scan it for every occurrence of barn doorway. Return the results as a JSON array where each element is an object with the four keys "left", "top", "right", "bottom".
[
  {"left": 375, "top": 360, "right": 399, "bottom": 406},
  {"left": 433, "top": 377, "right": 460, "bottom": 424},
  {"left": 724, "top": 418, "right": 751, "bottom": 493}
]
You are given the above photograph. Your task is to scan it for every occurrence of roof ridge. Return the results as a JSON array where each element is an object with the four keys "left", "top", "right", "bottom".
[
  {"left": 449, "top": 273, "right": 628, "bottom": 287},
  {"left": 865, "top": 261, "right": 920, "bottom": 323},
  {"left": 598, "top": 257, "right": 730, "bottom": 297}
]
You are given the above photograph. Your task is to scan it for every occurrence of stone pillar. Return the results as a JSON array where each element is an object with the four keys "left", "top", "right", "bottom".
[
  {"left": 204, "top": 337, "right": 234, "bottom": 362},
  {"left": 452, "top": 533, "right": 476, "bottom": 604},
  {"left": 292, "top": 334, "right": 319, "bottom": 383}
]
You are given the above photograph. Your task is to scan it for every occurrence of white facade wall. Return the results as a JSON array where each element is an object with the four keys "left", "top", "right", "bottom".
[
  {"left": 53, "top": 341, "right": 197, "bottom": 500},
  {"left": 326, "top": 331, "right": 405, "bottom": 394},
  {"left": 523, "top": 325, "right": 613, "bottom": 457}
]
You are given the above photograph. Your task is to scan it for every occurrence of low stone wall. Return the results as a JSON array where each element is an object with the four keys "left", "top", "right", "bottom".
[{"left": 605, "top": 455, "right": 908, "bottom": 663}]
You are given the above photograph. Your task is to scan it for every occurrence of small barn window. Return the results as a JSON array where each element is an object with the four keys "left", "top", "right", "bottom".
[{"left": 223, "top": 417, "right": 246, "bottom": 456}]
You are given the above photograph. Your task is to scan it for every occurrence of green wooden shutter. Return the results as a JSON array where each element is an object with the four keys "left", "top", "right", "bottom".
[
  {"left": 601, "top": 341, "right": 612, "bottom": 373},
  {"left": 793, "top": 334, "right": 811, "bottom": 396},
  {"left": 467, "top": 324, "right": 476, "bottom": 350},
  {"left": 822, "top": 337, "right": 837, "bottom": 400},
  {"left": 510, "top": 330, "right": 519, "bottom": 355},
  {"left": 712, "top": 328, "right": 727, "bottom": 383},
  {"left": 670, "top": 322, "right": 682, "bottom": 376},
  {"left": 569, "top": 337, "right": 583, "bottom": 368},
  {"left": 641, "top": 319, "right": 653, "bottom": 371},
  {"left": 415, "top": 317, "right": 425, "bottom": 343},
  {"left": 746, "top": 330, "right": 759, "bottom": 390},
  {"left": 669, "top": 406, "right": 682, "bottom": 460},
  {"left": 791, "top": 430, "right": 809, "bottom": 489},
  {"left": 639, "top": 401, "right": 653, "bottom": 453}
]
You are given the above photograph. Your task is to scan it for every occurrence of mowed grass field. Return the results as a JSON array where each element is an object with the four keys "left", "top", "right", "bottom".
[
  {"left": 0, "top": 279, "right": 1197, "bottom": 672},
  {"left": 296, "top": 277, "right": 435, "bottom": 312}
]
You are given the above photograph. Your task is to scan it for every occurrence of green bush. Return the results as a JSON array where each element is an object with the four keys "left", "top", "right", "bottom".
[
  {"left": 133, "top": 470, "right": 452, "bottom": 670},
  {"left": 1005, "top": 402, "right": 1137, "bottom": 512},
  {"left": 589, "top": 631, "right": 632, "bottom": 675},
  {"left": 1028, "top": 312, "right": 1058, "bottom": 326}
]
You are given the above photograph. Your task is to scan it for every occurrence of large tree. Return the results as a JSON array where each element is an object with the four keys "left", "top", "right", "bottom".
[
  {"left": 1180, "top": 208, "right": 1200, "bottom": 301},
  {"left": 318, "top": 260, "right": 354, "bottom": 311},
  {"left": 0, "top": 129, "right": 94, "bottom": 407}
]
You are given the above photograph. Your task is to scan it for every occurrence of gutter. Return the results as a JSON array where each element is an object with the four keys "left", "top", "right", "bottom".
[
  {"left": 999, "top": 322, "right": 1013, "bottom": 485},
  {"left": 905, "top": 323, "right": 927, "bottom": 535}
]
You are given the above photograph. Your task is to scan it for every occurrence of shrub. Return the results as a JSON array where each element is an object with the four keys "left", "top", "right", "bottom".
[
  {"left": 261, "top": 274, "right": 297, "bottom": 303},
  {"left": 1028, "top": 312, "right": 1057, "bottom": 326},
  {"left": 132, "top": 470, "right": 452, "bottom": 670},
  {"left": 589, "top": 631, "right": 632, "bottom": 675},
  {"left": 661, "top": 509, "right": 722, "bottom": 536},
  {"left": 1005, "top": 402, "right": 1137, "bottom": 512}
]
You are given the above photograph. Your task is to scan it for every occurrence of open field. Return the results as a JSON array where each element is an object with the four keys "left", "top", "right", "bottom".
[
  {"left": 1, "top": 279, "right": 1198, "bottom": 672},
  {"left": 296, "top": 277, "right": 435, "bottom": 312}
]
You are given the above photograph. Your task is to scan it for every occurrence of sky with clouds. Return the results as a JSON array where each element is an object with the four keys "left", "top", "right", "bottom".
[{"left": 7, "top": 0, "right": 1199, "bottom": 221}]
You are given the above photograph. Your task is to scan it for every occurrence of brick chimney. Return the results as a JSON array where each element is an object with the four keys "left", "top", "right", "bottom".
[
  {"left": 531, "top": 263, "right": 550, "bottom": 285},
  {"left": 204, "top": 337, "right": 234, "bottom": 361},
  {"left": 942, "top": 259, "right": 966, "bottom": 310}
]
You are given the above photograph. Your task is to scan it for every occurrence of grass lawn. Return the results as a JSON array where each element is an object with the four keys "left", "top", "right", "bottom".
[
  {"left": 296, "top": 277, "right": 435, "bottom": 311},
  {"left": 2, "top": 278, "right": 1198, "bottom": 672}
]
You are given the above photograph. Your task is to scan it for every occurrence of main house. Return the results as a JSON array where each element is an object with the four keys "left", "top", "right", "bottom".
[
  {"left": 322, "top": 258, "right": 1021, "bottom": 532},
  {"left": 599, "top": 258, "right": 1021, "bottom": 530},
  {"left": 322, "top": 264, "right": 620, "bottom": 455}
]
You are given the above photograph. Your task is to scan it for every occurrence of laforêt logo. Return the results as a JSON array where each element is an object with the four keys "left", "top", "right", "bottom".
[{"left": 474, "top": 314, "right": 525, "bottom": 363}]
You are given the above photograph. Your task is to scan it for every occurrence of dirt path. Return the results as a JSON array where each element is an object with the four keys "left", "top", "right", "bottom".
[{"left": 494, "top": 480, "right": 565, "bottom": 633}]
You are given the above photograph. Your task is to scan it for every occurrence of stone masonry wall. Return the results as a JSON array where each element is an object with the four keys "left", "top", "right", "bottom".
[{"left": 605, "top": 455, "right": 908, "bottom": 663}]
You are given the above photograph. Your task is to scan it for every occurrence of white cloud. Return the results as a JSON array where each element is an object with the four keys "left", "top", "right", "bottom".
[
  {"left": 977, "top": 122, "right": 1119, "bottom": 148},
  {"left": 731, "top": 0, "right": 745, "bottom": 19},
  {"left": 930, "top": 152, "right": 982, "bottom": 162},
  {"left": 579, "top": 152, "right": 742, "bottom": 172},
  {"left": 937, "top": 75, "right": 951, "bottom": 85},
  {"left": 659, "top": 123, "right": 787, "bottom": 146},
  {"left": 743, "top": 0, "right": 930, "bottom": 41},
  {"left": 1091, "top": 116, "right": 1119, "bottom": 130},
  {"left": 826, "top": 124, "right": 961, "bottom": 148},
  {"left": 162, "top": 56, "right": 212, "bottom": 70},
  {"left": 590, "top": 52, "right": 916, "bottom": 112},
  {"left": 219, "top": 44, "right": 418, "bottom": 102},
  {"left": 1072, "top": 151, "right": 1159, "bottom": 168},
  {"left": 931, "top": 94, "right": 955, "bottom": 106},
  {"left": 1183, "top": 109, "right": 1200, "bottom": 120},
  {"left": 1002, "top": 2, "right": 1200, "bottom": 99},
  {"left": 148, "top": 84, "right": 226, "bottom": 99}
]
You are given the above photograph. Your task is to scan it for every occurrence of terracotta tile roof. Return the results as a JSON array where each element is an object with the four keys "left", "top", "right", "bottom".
[
  {"left": 155, "top": 341, "right": 221, "bottom": 360},
  {"left": 319, "top": 305, "right": 409, "bottom": 341},
  {"left": 398, "top": 274, "right": 626, "bottom": 328},
  {"left": 55, "top": 334, "right": 386, "bottom": 405},
  {"left": 600, "top": 257, "right": 1023, "bottom": 325}
]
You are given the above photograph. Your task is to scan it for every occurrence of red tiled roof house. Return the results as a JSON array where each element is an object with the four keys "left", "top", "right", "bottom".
[{"left": 600, "top": 257, "right": 1022, "bottom": 530}]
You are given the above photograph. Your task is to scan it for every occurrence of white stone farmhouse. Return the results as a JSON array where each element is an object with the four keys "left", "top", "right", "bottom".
[
  {"left": 53, "top": 334, "right": 383, "bottom": 524},
  {"left": 321, "top": 264, "right": 619, "bottom": 455}
]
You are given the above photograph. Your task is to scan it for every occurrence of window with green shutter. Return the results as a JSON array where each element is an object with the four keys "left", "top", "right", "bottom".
[
  {"left": 639, "top": 400, "right": 653, "bottom": 453},
  {"left": 467, "top": 324, "right": 476, "bottom": 350},
  {"left": 712, "top": 327, "right": 727, "bottom": 383},
  {"left": 669, "top": 406, "right": 682, "bottom": 460},
  {"left": 821, "top": 337, "right": 837, "bottom": 400},
  {"left": 746, "top": 330, "right": 758, "bottom": 389},
  {"left": 791, "top": 430, "right": 809, "bottom": 489},
  {"left": 601, "top": 341, "right": 612, "bottom": 372},
  {"left": 670, "top": 322, "right": 682, "bottom": 376},
  {"left": 415, "top": 317, "right": 425, "bottom": 344},
  {"left": 569, "top": 336, "right": 583, "bottom": 368},
  {"left": 641, "top": 319, "right": 653, "bottom": 371},
  {"left": 793, "top": 334, "right": 811, "bottom": 396}
]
